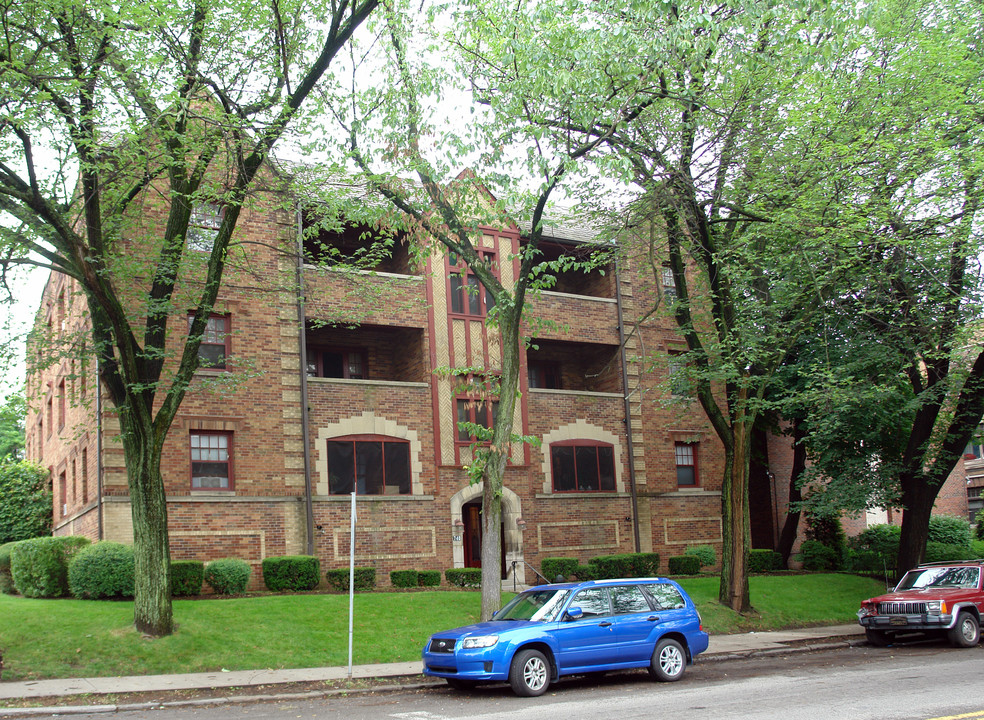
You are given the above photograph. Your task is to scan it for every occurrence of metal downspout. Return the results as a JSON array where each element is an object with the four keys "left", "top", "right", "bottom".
[
  {"left": 615, "top": 267, "right": 642, "bottom": 552},
  {"left": 96, "top": 359, "right": 104, "bottom": 540},
  {"left": 296, "top": 206, "right": 315, "bottom": 555}
]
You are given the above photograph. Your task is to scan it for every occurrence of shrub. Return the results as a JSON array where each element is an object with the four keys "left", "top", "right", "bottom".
[
  {"left": 628, "top": 552, "right": 660, "bottom": 577},
  {"left": 390, "top": 569, "right": 419, "bottom": 588},
  {"left": 924, "top": 542, "right": 973, "bottom": 563},
  {"left": 0, "top": 460, "right": 51, "bottom": 544},
  {"left": 927, "top": 515, "right": 972, "bottom": 548},
  {"left": 748, "top": 549, "right": 781, "bottom": 573},
  {"left": 685, "top": 545, "right": 716, "bottom": 569},
  {"left": 68, "top": 542, "right": 134, "bottom": 599},
  {"left": 667, "top": 555, "right": 701, "bottom": 575},
  {"left": 10, "top": 536, "right": 90, "bottom": 598},
  {"left": 444, "top": 568, "right": 481, "bottom": 588},
  {"left": 262, "top": 555, "right": 320, "bottom": 592},
  {"left": 588, "top": 554, "right": 633, "bottom": 578},
  {"left": 0, "top": 540, "right": 22, "bottom": 594},
  {"left": 971, "top": 539, "right": 984, "bottom": 558},
  {"left": 805, "top": 512, "right": 846, "bottom": 567},
  {"left": 204, "top": 558, "right": 251, "bottom": 595},
  {"left": 975, "top": 508, "right": 984, "bottom": 541},
  {"left": 541, "top": 557, "right": 579, "bottom": 583},
  {"left": 326, "top": 567, "right": 376, "bottom": 592},
  {"left": 800, "top": 540, "right": 839, "bottom": 571},
  {"left": 170, "top": 560, "right": 204, "bottom": 597},
  {"left": 849, "top": 524, "right": 900, "bottom": 572},
  {"left": 417, "top": 570, "right": 441, "bottom": 587},
  {"left": 573, "top": 564, "right": 598, "bottom": 581}
]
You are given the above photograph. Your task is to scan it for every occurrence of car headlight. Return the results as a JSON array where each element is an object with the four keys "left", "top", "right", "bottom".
[
  {"left": 925, "top": 600, "right": 948, "bottom": 615},
  {"left": 858, "top": 603, "right": 875, "bottom": 618},
  {"left": 461, "top": 635, "right": 499, "bottom": 649}
]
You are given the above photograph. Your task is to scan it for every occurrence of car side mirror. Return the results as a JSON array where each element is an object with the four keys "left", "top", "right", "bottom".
[
  {"left": 491, "top": 610, "right": 498, "bottom": 619},
  {"left": 566, "top": 606, "right": 583, "bottom": 621}
]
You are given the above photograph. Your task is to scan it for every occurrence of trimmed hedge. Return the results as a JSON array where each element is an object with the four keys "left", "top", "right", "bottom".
[
  {"left": 390, "top": 569, "right": 419, "bottom": 588},
  {"left": 10, "top": 536, "right": 90, "bottom": 598},
  {"left": 0, "top": 540, "right": 21, "bottom": 594},
  {"left": 925, "top": 542, "right": 974, "bottom": 563},
  {"left": 262, "top": 555, "right": 321, "bottom": 592},
  {"left": 748, "top": 548, "right": 781, "bottom": 573},
  {"left": 800, "top": 540, "right": 839, "bottom": 571},
  {"left": 326, "top": 567, "right": 376, "bottom": 592},
  {"left": 573, "top": 564, "right": 598, "bottom": 581},
  {"left": 418, "top": 570, "right": 441, "bottom": 587},
  {"left": 928, "top": 515, "right": 973, "bottom": 547},
  {"left": 586, "top": 553, "right": 661, "bottom": 579},
  {"left": 541, "top": 557, "right": 579, "bottom": 583},
  {"left": 445, "top": 568, "right": 481, "bottom": 588},
  {"left": 204, "top": 558, "right": 251, "bottom": 595},
  {"left": 170, "top": 560, "right": 204, "bottom": 597},
  {"left": 68, "top": 541, "right": 135, "bottom": 599},
  {"left": 847, "top": 524, "right": 900, "bottom": 572},
  {"left": 667, "top": 555, "right": 701, "bottom": 575},
  {"left": 685, "top": 545, "right": 716, "bottom": 569}
]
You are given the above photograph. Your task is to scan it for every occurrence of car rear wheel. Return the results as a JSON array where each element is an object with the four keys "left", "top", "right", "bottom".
[
  {"left": 509, "top": 648, "right": 550, "bottom": 697},
  {"left": 648, "top": 638, "right": 686, "bottom": 682},
  {"left": 948, "top": 612, "right": 980, "bottom": 648},
  {"left": 445, "top": 678, "right": 476, "bottom": 691},
  {"left": 865, "top": 629, "right": 893, "bottom": 647}
]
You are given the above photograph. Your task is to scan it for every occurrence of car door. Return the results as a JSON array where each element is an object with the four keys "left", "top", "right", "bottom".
[
  {"left": 551, "top": 587, "right": 617, "bottom": 673},
  {"left": 609, "top": 584, "right": 660, "bottom": 663},
  {"left": 643, "top": 582, "right": 695, "bottom": 633}
]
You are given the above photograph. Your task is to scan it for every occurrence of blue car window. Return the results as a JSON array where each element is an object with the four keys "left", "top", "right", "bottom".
[
  {"left": 643, "top": 583, "right": 686, "bottom": 610},
  {"left": 570, "top": 588, "right": 610, "bottom": 617},
  {"left": 498, "top": 589, "right": 571, "bottom": 621},
  {"left": 610, "top": 585, "right": 652, "bottom": 614}
]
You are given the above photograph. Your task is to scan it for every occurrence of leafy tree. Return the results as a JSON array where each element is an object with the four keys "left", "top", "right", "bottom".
[
  {"left": 0, "top": 459, "right": 51, "bottom": 543},
  {"left": 0, "top": 0, "right": 380, "bottom": 635},
  {"left": 0, "top": 391, "right": 25, "bottom": 460}
]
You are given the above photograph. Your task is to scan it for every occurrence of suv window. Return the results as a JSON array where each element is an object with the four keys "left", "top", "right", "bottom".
[
  {"left": 610, "top": 585, "right": 653, "bottom": 614},
  {"left": 571, "top": 588, "right": 611, "bottom": 618},
  {"left": 644, "top": 583, "right": 686, "bottom": 610},
  {"left": 897, "top": 566, "right": 981, "bottom": 591}
]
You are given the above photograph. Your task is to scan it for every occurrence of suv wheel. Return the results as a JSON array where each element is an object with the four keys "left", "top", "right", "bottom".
[
  {"left": 865, "top": 629, "right": 893, "bottom": 647},
  {"left": 648, "top": 638, "right": 686, "bottom": 682},
  {"left": 948, "top": 612, "right": 980, "bottom": 648},
  {"left": 509, "top": 648, "right": 550, "bottom": 696}
]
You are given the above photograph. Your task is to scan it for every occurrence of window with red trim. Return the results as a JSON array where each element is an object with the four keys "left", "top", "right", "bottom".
[
  {"left": 191, "top": 431, "right": 233, "bottom": 490},
  {"left": 675, "top": 442, "right": 698, "bottom": 486},
  {"left": 189, "top": 314, "right": 230, "bottom": 370},
  {"left": 528, "top": 360, "right": 561, "bottom": 389},
  {"left": 550, "top": 441, "right": 616, "bottom": 492},
  {"left": 456, "top": 398, "right": 498, "bottom": 442},
  {"left": 326, "top": 435, "right": 411, "bottom": 495},
  {"left": 307, "top": 347, "right": 367, "bottom": 379},
  {"left": 448, "top": 251, "right": 497, "bottom": 317}
]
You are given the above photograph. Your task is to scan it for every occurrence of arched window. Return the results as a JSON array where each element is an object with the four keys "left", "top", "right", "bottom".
[
  {"left": 327, "top": 435, "right": 411, "bottom": 495},
  {"left": 550, "top": 440, "right": 615, "bottom": 493}
]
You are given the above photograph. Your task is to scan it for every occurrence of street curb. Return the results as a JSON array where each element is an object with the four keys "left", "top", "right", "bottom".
[{"left": 0, "top": 641, "right": 866, "bottom": 718}]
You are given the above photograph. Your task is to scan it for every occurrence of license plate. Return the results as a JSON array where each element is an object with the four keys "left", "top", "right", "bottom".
[{"left": 889, "top": 617, "right": 908, "bottom": 626}]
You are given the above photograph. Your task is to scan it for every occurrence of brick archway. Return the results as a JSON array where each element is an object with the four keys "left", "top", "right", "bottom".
[{"left": 449, "top": 484, "right": 526, "bottom": 584}]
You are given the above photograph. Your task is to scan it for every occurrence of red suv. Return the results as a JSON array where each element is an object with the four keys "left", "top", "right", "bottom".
[{"left": 858, "top": 560, "right": 984, "bottom": 647}]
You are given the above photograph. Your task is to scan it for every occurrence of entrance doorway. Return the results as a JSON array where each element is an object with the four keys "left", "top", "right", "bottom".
[{"left": 461, "top": 500, "right": 507, "bottom": 578}]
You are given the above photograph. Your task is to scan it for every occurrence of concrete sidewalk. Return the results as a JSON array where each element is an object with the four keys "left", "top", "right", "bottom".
[{"left": 0, "top": 624, "right": 865, "bottom": 710}]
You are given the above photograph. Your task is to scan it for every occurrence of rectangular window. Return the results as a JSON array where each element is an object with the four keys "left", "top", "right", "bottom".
[
  {"left": 190, "top": 314, "right": 230, "bottom": 370},
  {"left": 327, "top": 437, "right": 411, "bottom": 495},
  {"left": 551, "top": 443, "right": 616, "bottom": 492},
  {"left": 661, "top": 265, "right": 677, "bottom": 301},
  {"left": 456, "top": 398, "right": 497, "bottom": 442},
  {"left": 965, "top": 441, "right": 984, "bottom": 459},
  {"left": 668, "top": 353, "right": 690, "bottom": 398},
  {"left": 448, "top": 251, "right": 496, "bottom": 317},
  {"left": 675, "top": 442, "right": 698, "bottom": 486},
  {"left": 307, "top": 347, "right": 367, "bottom": 379},
  {"left": 46, "top": 386, "right": 53, "bottom": 437},
  {"left": 59, "top": 470, "right": 67, "bottom": 517},
  {"left": 58, "top": 379, "right": 66, "bottom": 428},
  {"left": 81, "top": 448, "right": 88, "bottom": 504},
  {"left": 187, "top": 203, "right": 222, "bottom": 252},
  {"left": 191, "top": 432, "right": 233, "bottom": 490},
  {"left": 528, "top": 360, "right": 561, "bottom": 390}
]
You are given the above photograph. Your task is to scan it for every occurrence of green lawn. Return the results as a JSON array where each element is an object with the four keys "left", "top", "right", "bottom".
[{"left": 0, "top": 573, "right": 885, "bottom": 682}]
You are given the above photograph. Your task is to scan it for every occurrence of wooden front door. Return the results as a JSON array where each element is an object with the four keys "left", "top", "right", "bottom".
[{"left": 461, "top": 500, "right": 507, "bottom": 578}]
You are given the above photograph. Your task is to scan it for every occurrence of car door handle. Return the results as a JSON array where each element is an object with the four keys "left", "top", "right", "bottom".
[
  {"left": 647, "top": 616, "right": 661, "bottom": 622},
  {"left": 599, "top": 621, "right": 613, "bottom": 627}
]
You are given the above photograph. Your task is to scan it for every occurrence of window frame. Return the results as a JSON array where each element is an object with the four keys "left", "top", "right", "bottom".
[
  {"left": 326, "top": 434, "right": 412, "bottom": 496},
  {"left": 187, "top": 203, "right": 223, "bottom": 253},
  {"left": 307, "top": 346, "right": 368, "bottom": 380},
  {"left": 528, "top": 360, "right": 562, "bottom": 390},
  {"left": 189, "top": 313, "right": 231, "bottom": 371},
  {"left": 448, "top": 250, "right": 497, "bottom": 317},
  {"left": 667, "top": 351, "right": 691, "bottom": 398},
  {"left": 190, "top": 430, "right": 234, "bottom": 491},
  {"left": 549, "top": 440, "right": 617, "bottom": 493},
  {"left": 661, "top": 264, "right": 677, "bottom": 301},
  {"left": 675, "top": 441, "right": 699, "bottom": 487}
]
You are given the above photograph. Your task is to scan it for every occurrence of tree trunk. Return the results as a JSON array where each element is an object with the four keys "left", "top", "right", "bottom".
[
  {"left": 479, "top": 475, "right": 503, "bottom": 621},
  {"left": 896, "top": 477, "right": 937, "bottom": 580},
  {"left": 776, "top": 420, "right": 807, "bottom": 568},
  {"left": 719, "top": 418, "right": 752, "bottom": 612},
  {"left": 119, "top": 414, "right": 173, "bottom": 636}
]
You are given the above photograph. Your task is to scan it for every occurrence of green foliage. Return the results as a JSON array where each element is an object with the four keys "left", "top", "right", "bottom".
[
  {"left": 927, "top": 515, "right": 972, "bottom": 548},
  {"left": 975, "top": 508, "right": 984, "bottom": 540},
  {"left": 0, "top": 391, "right": 25, "bottom": 460},
  {"left": 629, "top": 553, "right": 661, "bottom": 577},
  {"left": 800, "top": 540, "right": 840, "bottom": 571},
  {"left": 417, "top": 570, "right": 441, "bottom": 587},
  {"left": 444, "top": 568, "right": 481, "bottom": 588},
  {"left": 748, "top": 549, "right": 781, "bottom": 573},
  {"left": 0, "top": 460, "right": 51, "bottom": 544},
  {"left": 667, "top": 555, "right": 701, "bottom": 576},
  {"left": 10, "top": 536, "right": 90, "bottom": 597},
  {"left": 170, "top": 561, "right": 204, "bottom": 597},
  {"left": 68, "top": 542, "right": 135, "bottom": 600},
  {"left": 847, "top": 524, "right": 900, "bottom": 573},
  {"left": 685, "top": 545, "right": 716, "bottom": 569},
  {"left": 924, "top": 542, "right": 974, "bottom": 563},
  {"left": 326, "top": 567, "right": 377, "bottom": 592},
  {"left": 389, "top": 570, "right": 418, "bottom": 588},
  {"left": 586, "top": 553, "right": 659, "bottom": 578},
  {"left": 541, "top": 557, "right": 579, "bottom": 582},
  {"left": 261, "top": 556, "right": 321, "bottom": 592},
  {"left": 204, "top": 559, "right": 251, "bottom": 595},
  {"left": 0, "top": 540, "right": 22, "bottom": 594},
  {"left": 805, "top": 513, "right": 847, "bottom": 562},
  {"left": 971, "top": 539, "right": 984, "bottom": 558},
  {"left": 573, "top": 564, "right": 598, "bottom": 581}
]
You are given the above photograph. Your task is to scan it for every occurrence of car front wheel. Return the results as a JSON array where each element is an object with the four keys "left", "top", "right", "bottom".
[
  {"left": 948, "top": 612, "right": 980, "bottom": 648},
  {"left": 648, "top": 637, "right": 686, "bottom": 682},
  {"left": 509, "top": 648, "right": 550, "bottom": 697}
]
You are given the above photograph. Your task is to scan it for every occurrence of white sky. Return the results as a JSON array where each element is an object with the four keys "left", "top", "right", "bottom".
[{"left": 1, "top": 266, "right": 47, "bottom": 402}]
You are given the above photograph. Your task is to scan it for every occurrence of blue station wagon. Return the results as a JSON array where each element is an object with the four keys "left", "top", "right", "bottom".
[{"left": 422, "top": 577, "right": 709, "bottom": 696}]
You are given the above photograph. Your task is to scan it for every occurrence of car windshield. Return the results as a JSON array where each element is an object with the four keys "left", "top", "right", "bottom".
[
  {"left": 496, "top": 589, "right": 572, "bottom": 622},
  {"left": 895, "top": 566, "right": 981, "bottom": 591}
]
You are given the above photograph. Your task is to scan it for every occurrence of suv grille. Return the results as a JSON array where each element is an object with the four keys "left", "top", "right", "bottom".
[
  {"left": 428, "top": 638, "right": 457, "bottom": 654},
  {"left": 877, "top": 601, "right": 926, "bottom": 615}
]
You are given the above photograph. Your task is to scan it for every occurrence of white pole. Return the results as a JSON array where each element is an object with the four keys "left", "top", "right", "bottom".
[{"left": 348, "top": 490, "right": 356, "bottom": 678}]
